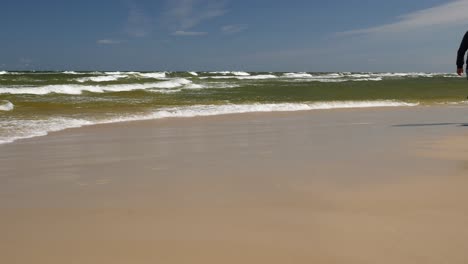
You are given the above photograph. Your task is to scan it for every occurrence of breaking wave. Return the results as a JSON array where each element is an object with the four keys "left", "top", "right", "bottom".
[
  {"left": 0, "top": 118, "right": 92, "bottom": 144},
  {"left": 146, "top": 101, "right": 418, "bottom": 119},
  {"left": 76, "top": 75, "right": 127, "bottom": 82},
  {"left": 0, "top": 100, "right": 418, "bottom": 144},
  {"left": 283, "top": 72, "right": 313, "bottom": 78},
  {"left": 138, "top": 72, "right": 166, "bottom": 79},
  {"left": 0, "top": 100, "right": 14, "bottom": 111},
  {"left": 201, "top": 74, "right": 277, "bottom": 80},
  {"left": 209, "top": 71, "right": 250, "bottom": 76},
  {"left": 0, "top": 78, "right": 192, "bottom": 95}
]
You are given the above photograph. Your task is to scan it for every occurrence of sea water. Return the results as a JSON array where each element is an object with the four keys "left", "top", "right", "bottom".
[{"left": 0, "top": 71, "right": 464, "bottom": 144}]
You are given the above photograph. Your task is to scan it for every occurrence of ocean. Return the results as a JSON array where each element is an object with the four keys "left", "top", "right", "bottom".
[{"left": 0, "top": 70, "right": 466, "bottom": 144}]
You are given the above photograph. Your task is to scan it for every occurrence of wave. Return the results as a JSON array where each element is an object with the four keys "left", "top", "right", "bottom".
[
  {"left": 209, "top": 71, "right": 250, "bottom": 76},
  {"left": 0, "top": 100, "right": 14, "bottom": 111},
  {"left": 138, "top": 72, "right": 167, "bottom": 79},
  {"left": 0, "top": 71, "right": 8, "bottom": 75},
  {"left": 151, "top": 78, "right": 191, "bottom": 88},
  {"left": 279, "top": 72, "right": 459, "bottom": 81},
  {"left": 239, "top": 74, "right": 277, "bottom": 80},
  {"left": 188, "top": 72, "right": 198, "bottom": 76},
  {"left": 201, "top": 74, "right": 277, "bottom": 80},
  {"left": 0, "top": 100, "right": 418, "bottom": 144},
  {"left": 104, "top": 71, "right": 125, "bottom": 75},
  {"left": 76, "top": 75, "right": 127, "bottom": 82},
  {"left": 0, "top": 118, "right": 92, "bottom": 144},
  {"left": 147, "top": 101, "right": 418, "bottom": 119},
  {"left": 63, "top": 71, "right": 79, "bottom": 75},
  {"left": 184, "top": 82, "right": 241, "bottom": 89},
  {"left": 0, "top": 78, "right": 192, "bottom": 95},
  {"left": 283, "top": 72, "right": 313, "bottom": 78}
]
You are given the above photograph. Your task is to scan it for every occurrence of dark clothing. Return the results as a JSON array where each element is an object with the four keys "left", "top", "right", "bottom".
[{"left": 457, "top": 31, "right": 468, "bottom": 68}]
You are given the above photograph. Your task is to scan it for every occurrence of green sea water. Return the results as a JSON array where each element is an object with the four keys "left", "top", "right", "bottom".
[{"left": 0, "top": 71, "right": 466, "bottom": 144}]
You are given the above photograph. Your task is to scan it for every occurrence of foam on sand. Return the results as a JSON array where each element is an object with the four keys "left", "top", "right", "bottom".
[
  {"left": 0, "top": 100, "right": 418, "bottom": 145},
  {"left": 149, "top": 101, "right": 418, "bottom": 119},
  {"left": 0, "top": 117, "right": 92, "bottom": 144},
  {"left": 0, "top": 100, "right": 14, "bottom": 111}
]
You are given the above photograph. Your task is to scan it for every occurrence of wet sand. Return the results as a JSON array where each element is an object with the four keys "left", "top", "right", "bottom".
[{"left": 1, "top": 106, "right": 468, "bottom": 264}]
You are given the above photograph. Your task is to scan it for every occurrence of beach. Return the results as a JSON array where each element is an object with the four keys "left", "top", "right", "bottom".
[{"left": 1, "top": 105, "right": 468, "bottom": 263}]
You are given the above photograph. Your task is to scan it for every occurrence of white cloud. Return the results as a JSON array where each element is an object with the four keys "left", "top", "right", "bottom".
[
  {"left": 124, "top": 7, "right": 152, "bottom": 37},
  {"left": 340, "top": 0, "right": 468, "bottom": 35},
  {"left": 162, "top": 0, "right": 227, "bottom": 32},
  {"left": 97, "top": 39, "right": 122, "bottom": 45},
  {"left": 172, "top": 30, "right": 208, "bottom": 36},
  {"left": 221, "top": 24, "right": 248, "bottom": 34}
]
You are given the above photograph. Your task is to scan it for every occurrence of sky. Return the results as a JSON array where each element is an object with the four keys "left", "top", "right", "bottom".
[{"left": 1, "top": 0, "right": 468, "bottom": 72}]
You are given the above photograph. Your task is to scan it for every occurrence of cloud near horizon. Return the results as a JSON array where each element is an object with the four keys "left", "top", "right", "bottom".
[{"left": 340, "top": 0, "right": 468, "bottom": 35}]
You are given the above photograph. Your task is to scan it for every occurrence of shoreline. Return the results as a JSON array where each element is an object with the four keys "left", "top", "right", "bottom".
[{"left": 0, "top": 104, "right": 433, "bottom": 146}]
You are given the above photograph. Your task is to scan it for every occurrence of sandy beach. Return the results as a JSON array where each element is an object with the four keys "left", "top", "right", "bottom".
[{"left": 1, "top": 105, "right": 468, "bottom": 264}]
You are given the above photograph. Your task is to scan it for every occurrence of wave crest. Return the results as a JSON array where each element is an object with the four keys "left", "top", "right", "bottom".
[
  {"left": 0, "top": 100, "right": 14, "bottom": 111},
  {"left": 76, "top": 75, "right": 127, "bottom": 83},
  {"left": 0, "top": 78, "right": 192, "bottom": 95}
]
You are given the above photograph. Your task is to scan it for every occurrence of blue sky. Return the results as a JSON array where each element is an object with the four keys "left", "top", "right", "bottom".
[{"left": 1, "top": 0, "right": 467, "bottom": 72}]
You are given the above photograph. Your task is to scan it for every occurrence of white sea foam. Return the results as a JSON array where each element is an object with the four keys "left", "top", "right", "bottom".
[
  {"left": 231, "top": 71, "right": 250, "bottom": 76},
  {"left": 209, "top": 71, "right": 250, "bottom": 76},
  {"left": 201, "top": 74, "right": 277, "bottom": 80},
  {"left": 353, "top": 77, "right": 383, "bottom": 81},
  {"left": 282, "top": 72, "right": 457, "bottom": 82},
  {"left": 0, "top": 71, "right": 8, "bottom": 75},
  {"left": 0, "top": 100, "right": 14, "bottom": 111},
  {"left": 238, "top": 74, "right": 277, "bottom": 80},
  {"left": 150, "top": 78, "right": 191, "bottom": 88},
  {"left": 103, "top": 71, "right": 139, "bottom": 76},
  {"left": 283, "top": 72, "right": 313, "bottom": 78},
  {"left": 0, "top": 78, "right": 192, "bottom": 95},
  {"left": 104, "top": 71, "right": 124, "bottom": 75},
  {"left": 183, "top": 82, "right": 240, "bottom": 90},
  {"left": 295, "top": 78, "right": 347, "bottom": 83},
  {"left": 93, "top": 101, "right": 420, "bottom": 124},
  {"left": 0, "top": 118, "right": 92, "bottom": 144},
  {"left": 0, "top": 100, "right": 419, "bottom": 145},
  {"left": 138, "top": 72, "right": 167, "bottom": 79},
  {"left": 188, "top": 72, "right": 199, "bottom": 76},
  {"left": 63, "top": 71, "right": 79, "bottom": 74},
  {"left": 76, "top": 75, "right": 126, "bottom": 82}
]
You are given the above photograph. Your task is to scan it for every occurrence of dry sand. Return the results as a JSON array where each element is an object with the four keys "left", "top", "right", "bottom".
[{"left": 1, "top": 106, "right": 468, "bottom": 263}]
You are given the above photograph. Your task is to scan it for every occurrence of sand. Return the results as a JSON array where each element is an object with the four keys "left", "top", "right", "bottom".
[{"left": 1, "top": 106, "right": 468, "bottom": 264}]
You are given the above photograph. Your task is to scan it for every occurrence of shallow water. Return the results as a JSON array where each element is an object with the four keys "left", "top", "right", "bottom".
[{"left": 0, "top": 71, "right": 466, "bottom": 144}]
